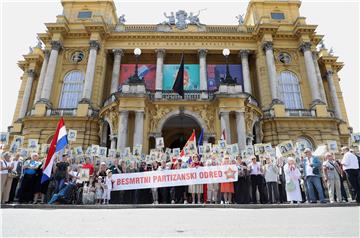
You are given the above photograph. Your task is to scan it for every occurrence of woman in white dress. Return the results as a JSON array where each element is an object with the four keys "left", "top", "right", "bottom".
[{"left": 284, "top": 157, "right": 302, "bottom": 203}]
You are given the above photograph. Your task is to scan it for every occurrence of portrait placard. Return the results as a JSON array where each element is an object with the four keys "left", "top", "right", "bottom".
[
  {"left": 99, "top": 147, "right": 108, "bottom": 158},
  {"left": 254, "top": 143, "right": 265, "bottom": 155},
  {"left": 41, "top": 144, "right": 50, "bottom": 155},
  {"left": 156, "top": 137, "right": 164, "bottom": 149},
  {"left": 203, "top": 143, "right": 212, "bottom": 154},
  {"left": 74, "top": 146, "right": 84, "bottom": 156},
  {"left": 327, "top": 140, "right": 338, "bottom": 153},
  {"left": 28, "top": 139, "right": 39, "bottom": 149},
  {"left": 277, "top": 140, "right": 294, "bottom": 157},
  {"left": 172, "top": 148, "right": 180, "bottom": 157},
  {"left": 108, "top": 149, "right": 116, "bottom": 158},
  {"left": 245, "top": 145, "right": 254, "bottom": 157},
  {"left": 68, "top": 129, "right": 77, "bottom": 142},
  {"left": 79, "top": 168, "right": 90, "bottom": 182},
  {"left": 0, "top": 132, "right": 9, "bottom": 145},
  {"left": 231, "top": 143, "right": 239, "bottom": 155},
  {"left": 133, "top": 145, "right": 142, "bottom": 156},
  {"left": 91, "top": 144, "right": 100, "bottom": 156}
]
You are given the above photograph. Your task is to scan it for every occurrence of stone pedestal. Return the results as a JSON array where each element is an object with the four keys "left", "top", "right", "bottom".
[
  {"left": 218, "top": 84, "right": 242, "bottom": 94},
  {"left": 34, "top": 103, "right": 47, "bottom": 116},
  {"left": 314, "top": 104, "right": 328, "bottom": 117},
  {"left": 77, "top": 103, "right": 89, "bottom": 117},
  {"left": 121, "top": 84, "right": 146, "bottom": 94},
  {"left": 272, "top": 104, "right": 286, "bottom": 117}
]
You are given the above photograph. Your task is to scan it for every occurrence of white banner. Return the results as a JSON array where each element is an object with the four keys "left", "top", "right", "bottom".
[{"left": 112, "top": 165, "right": 238, "bottom": 190}]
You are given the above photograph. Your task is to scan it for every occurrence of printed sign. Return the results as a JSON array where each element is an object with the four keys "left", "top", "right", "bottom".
[
  {"left": 207, "top": 64, "right": 243, "bottom": 90},
  {"left": 119, "top": 64, "right": 156, "bottom": 90},
  {"left": 163, "top": 64, "right": 200, "bottom": 90},
  {"left": 112, "top": 165, "right": 238, "bottom": 190}
]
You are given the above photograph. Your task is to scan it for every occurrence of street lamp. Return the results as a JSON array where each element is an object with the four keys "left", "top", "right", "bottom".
[
  {"left": 221, "top": 48, "right": 236, "bottom": 85},
  {"left": 128, "top": 48, "right": 143, "bottom": 84}
]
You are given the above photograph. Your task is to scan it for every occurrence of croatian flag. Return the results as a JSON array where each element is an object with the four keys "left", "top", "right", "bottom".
[
  {"left": 180, "top": 130, "right": 196, "bottom": 163},
  {"left": 41, "top": 118, "right": 68, "bottom": 184}
]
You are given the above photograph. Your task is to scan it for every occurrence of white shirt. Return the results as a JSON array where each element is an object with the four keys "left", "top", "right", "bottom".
[
  {"left": 249, "top": 162, "right": 261, "bottom": 175},
  {"left": 0, "top": 160, "right": 9, "bottom": 174},
  {"left": 304, "top": 157, "right": 314, "bottom": 176},
  {"left": 12, "top": 160, "right": 19, "bottom": 173},
  {"left": 341, "top": 152, "right": 359, "bottom": 170}
]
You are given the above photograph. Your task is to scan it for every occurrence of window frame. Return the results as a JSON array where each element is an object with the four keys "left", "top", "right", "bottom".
[
  {"left": 78, "top": 11, "right": 92, "bottom": 19},
  {"left": 58, "top": 70, "right": 85, "bottom": 109},
  {"left": 277, "top": 70, "right": 304, "bottom": 109}
]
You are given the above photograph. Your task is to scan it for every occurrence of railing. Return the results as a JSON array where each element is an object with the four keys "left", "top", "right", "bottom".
[
  {"left": 47, "top": 108, "right": 77, "bottom": 116},
  {"left": 147, "top": 90, "right": 216, "bottom": 101},
  {"left": 285, "top": 109, "right": 314, "bottom": 117}
]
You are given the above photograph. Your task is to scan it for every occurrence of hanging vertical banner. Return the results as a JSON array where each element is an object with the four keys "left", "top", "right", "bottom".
[
  {"left": 163, "top": 64, "right": 200, "bottom": 90},
  {"left": 207, "top": 64, "right": 243, "bottom": 90},
  {"left": 119, "top": 64, "right": 156, "bottom": 90}
]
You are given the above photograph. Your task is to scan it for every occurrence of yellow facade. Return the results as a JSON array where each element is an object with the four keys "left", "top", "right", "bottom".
[{"left": 8, "top": 0, "right": 351, "bottom": 154}]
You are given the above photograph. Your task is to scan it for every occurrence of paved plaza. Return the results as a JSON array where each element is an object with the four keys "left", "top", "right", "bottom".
[{"left": 2, "top": 205, "right": 359, "bottom": 237}]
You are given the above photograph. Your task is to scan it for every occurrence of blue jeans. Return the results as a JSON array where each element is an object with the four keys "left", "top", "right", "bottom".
[
  {"left": 48, "top": 183, "right": 75, "bottom": 204},
  {"left": 306, "top": 176, "right": 325, "bottom": 203}
]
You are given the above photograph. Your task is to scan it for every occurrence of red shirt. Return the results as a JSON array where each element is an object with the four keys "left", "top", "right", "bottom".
[{"left": 82, "top": 163, "right": 95, "bottom": 176}]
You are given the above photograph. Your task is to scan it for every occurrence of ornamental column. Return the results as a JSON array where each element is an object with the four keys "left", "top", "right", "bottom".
[
  {"left": 117, "top": 110, "right": 129, "bottom": 150},
  {"left": 263, "top": 41, "right": 281, "bottom": 104},
  {"left": 133, "top": 111, "right": 144, "bottom": 147},
  {"left": 155, "top": 49, "right": 165, "bottom": 99},
  {"left": 299, "top": 42, "right": 323, "bottom": 105},
  {"left": 198, "top": 49, "right": 208, "bottom": 99},
  {"left": 110, "top": 49, "right": 123, "bottom": 94},
  {"left": 110, "top": 135, "right": 117, "bottom": 150},
  {"left": 81, "top": 40, "right": 100, "bottom": 103},
  {"left": 40, "top": 41, "right": 62, "bottom": 103},
  {"left": 312, "top": 52, "right": 327, "bottom": 104},
  {"left": 220, "top": 111, "right": 231, "bottom": 144},
  {"left": 34, "top": 50, "right": 49, "bottom": 104},
  {"left": 239, "top": 50, "right": 252, "bottom": 94},
  {"left": 235, "top": 111, "right": 246, "bottom": 151},
  {"left": 326, "top": 70, "right": 342, "bottom": 119},
  {"left": 19, "top": 70, "right": 35, "bottom": 119}
]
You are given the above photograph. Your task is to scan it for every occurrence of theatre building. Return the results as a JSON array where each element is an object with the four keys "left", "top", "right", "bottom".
[{"left": 9, "top": 0, "right": 351, "bottom": 154}]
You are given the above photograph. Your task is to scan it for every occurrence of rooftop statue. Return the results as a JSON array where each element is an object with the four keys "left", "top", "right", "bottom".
[
  {"left": 163, "top": 11, "right": 175, "bottom": 27},
  {"left": 236, "top": 14, "right": 244, "bottom": 25},
  {"left": 118, "top": 14, "right": 126, "bottom": 24},
  {"left": 188, "top": 11, "right": 201, "bottom": 27},
  {"left": 35, "top": 36, "right": 42, "bottom": 49},
  {"left": 175, "top": 10, "right": 188, "bottom": 30}
]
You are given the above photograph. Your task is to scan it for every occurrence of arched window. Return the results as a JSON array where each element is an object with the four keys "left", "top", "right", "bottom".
[
  {"left": 278, "top": 71, "right": 303, "bottom": 109},
  {"left": 59, "top": 71, "right": 84, "bottom": 108}
]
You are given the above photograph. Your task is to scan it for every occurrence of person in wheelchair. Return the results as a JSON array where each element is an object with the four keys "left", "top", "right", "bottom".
[{"left": 48, "top": 179, "right": 77, "bottom": 205}]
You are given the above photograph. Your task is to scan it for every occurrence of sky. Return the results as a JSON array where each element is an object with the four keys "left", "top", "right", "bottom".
[{"left": 0, "top": 0, "right": 359, "bottom": 133}]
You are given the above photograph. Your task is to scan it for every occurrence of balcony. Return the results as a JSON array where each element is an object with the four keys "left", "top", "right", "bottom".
[
  {"left": 263, "top": 108, "right": 336, "bottom": 119},
  {"left": 46, "top": 108, "right": 77, "bottom": 116},
  {"left": 147, "top": 90, "right": 216, "bottom": 101}
]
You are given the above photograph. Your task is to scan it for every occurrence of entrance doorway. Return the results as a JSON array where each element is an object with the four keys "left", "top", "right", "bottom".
[{"left": 161, "top": 114, "right": 202, "bottom": 149}]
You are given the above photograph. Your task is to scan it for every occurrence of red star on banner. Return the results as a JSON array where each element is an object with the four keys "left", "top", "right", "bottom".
[{"left": 224, "top": 167, "right": 236, "bottom": 180}]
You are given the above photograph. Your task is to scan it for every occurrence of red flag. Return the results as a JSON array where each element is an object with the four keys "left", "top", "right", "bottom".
[{"left": 180, "top": 130, "right": 196, "bottom": 157}]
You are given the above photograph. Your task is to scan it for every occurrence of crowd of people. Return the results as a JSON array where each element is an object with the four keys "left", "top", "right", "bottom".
[{"left": 1, "top": 146, "right": 359, "bottom": 205}]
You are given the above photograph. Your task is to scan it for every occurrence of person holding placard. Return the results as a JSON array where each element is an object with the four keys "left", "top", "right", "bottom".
[
  {"left": 234, "top": 155, "right": 250, "bottom": 204},
  {"left": 188, "top": 154, "right": 203, "bottom": 204},
  {"left": 0, "top": 152, "right": 14, "bottom": 204},
  {"left": 220, "top": 156, "right": 234, "bottom": 204},
  {"left": 264, "top": 156, "right": 280, "bottom": 204}
]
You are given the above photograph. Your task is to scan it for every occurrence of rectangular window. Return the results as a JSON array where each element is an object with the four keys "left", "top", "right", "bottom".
[
  {"left": 271, "top": 12, "right": 285, "bottom": 20},
  {"left": 78, "top": 11, "right": 92, "bottom": 19}
]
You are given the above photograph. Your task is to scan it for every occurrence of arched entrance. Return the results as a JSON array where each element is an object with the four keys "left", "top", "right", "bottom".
[{"left": 162, "top": 114, "right": 202, "bottom": 149}]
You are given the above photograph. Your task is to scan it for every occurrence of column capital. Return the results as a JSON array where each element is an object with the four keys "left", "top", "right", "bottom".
[
  {"left": 119, "top": 110, "right": 129, "bottom": 116},
  {"left": 43, "top": 50, "right": 50, "bottom": 59},
  {"left": 239, "top": 50, "right": 250, "bottom": 58},
  {"left": 89, "top": 40, "right": 101, "bottom": 51},
  {"left": 299, "top": 42, "right": 312, "bottom": 53},
  {"left": 326, "top": 70, "right": 334, "bottom": 78},
  {"left": 135, "top": 110, "right": 145, "bottom": 115},
  {"left": 112, "top": 48, "right": 124, "bottom": 56},
  {"left": 219, "top": 110, "right": 230, "bottom": 117},
  {"left": 262, "top": 41, "right": 273, "bottom": 52},
  {"left": 198, "top": 48, "right": 208, "bottom": 57},
  {"left": 51, "top": 41, "right": 63, "bottom": 51},
  {"left": 155, "top": 48, "right": 166, "bottom": 57},
  {"left": 27, "top": 69, "right": 36, "bottom": 78}
]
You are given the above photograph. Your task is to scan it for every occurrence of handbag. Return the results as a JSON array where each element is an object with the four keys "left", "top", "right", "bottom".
[
  {"left": 286, "top": 180, "right": 296, "bottom": 192},
  {"left": 8, "top": 171, "right": 19, "bottom": 178}
]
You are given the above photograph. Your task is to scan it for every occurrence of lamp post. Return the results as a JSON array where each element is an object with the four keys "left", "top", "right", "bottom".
[
  {"left": 221, "top": 48, "right": 236, "bottom": 85},
  {"left": 128, "top": 48, "right": 143, "bottom": 84}
]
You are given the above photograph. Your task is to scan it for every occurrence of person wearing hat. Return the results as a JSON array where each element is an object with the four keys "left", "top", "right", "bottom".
[
  {"left": 302, "top": 148, "right": 326, "bottom": 203},
  {"left": 341, "top": 146, "right": 360, "bottom": 203}
]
